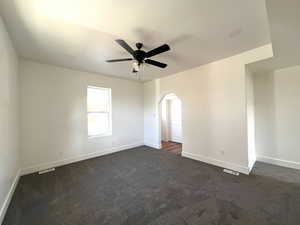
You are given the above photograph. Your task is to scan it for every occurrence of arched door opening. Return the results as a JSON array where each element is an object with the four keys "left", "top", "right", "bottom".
[{"left": 160, "top": 93, "right": 183, "bottom": 154}]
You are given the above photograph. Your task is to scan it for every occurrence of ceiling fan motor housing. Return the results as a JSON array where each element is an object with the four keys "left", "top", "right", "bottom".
[{"left": 134, "top": 50, "right": 146, "bottom": 65}]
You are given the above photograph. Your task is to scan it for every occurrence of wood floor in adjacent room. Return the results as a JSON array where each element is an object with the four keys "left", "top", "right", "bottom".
[
  {"left": 161, "top": 141, "right": 182, "bottom": 154},
  {"left": 3, "top": 146, "right": 300, "bottom": 225}
]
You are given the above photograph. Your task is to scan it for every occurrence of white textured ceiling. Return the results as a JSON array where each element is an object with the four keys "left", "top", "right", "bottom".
[
  {"left": 0, "top": 0, "right": 270, "bottom": 80},
  {"left": 249, "top": 0, "right": 300, "bottom": 73}
]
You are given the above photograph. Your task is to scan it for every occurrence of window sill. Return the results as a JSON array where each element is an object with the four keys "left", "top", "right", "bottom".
[{"left": 88, "top": 133, "right": 112, "bottom": 139}]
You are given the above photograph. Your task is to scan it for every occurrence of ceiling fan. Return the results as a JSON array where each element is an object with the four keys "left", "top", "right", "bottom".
[{"left": 106, "top": 39, "right": 170, "bottom": 73}]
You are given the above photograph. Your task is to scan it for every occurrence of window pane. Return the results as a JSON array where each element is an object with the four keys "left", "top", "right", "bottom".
[
  {"left": 87, "top": 87, "right": 109, "bottom": 112},
  {"left": 88, "top": 113, "right": 109, "bottom": 136}
]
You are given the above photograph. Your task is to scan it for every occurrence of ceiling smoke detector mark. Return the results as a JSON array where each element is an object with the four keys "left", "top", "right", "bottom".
[
  {"left": 219, "top": 148, "right": 225, "bottom": 155},
  {"left": 228, "top": 28, "right": 243, "bottom": 39}
]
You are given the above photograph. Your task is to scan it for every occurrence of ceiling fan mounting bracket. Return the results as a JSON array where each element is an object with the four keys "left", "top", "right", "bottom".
[
  {"left": 134, "top": 50, "right": 146, "bottom": 64},
  {"left": 136, "top": 42, "right": 143, "bottom": 50}
]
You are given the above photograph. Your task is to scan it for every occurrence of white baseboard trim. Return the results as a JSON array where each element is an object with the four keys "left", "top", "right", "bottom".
[
  {"left": 170, "top": 138, "right": 183, "bottom": 144},
  {"left": 21, "top": 142, "right": 144, "bottom": 176},
  {"left": 257, "top": 155, "right": 300, "bottom": 170},
  {"left": 0, "top": 169, "right": 21, "bottom": 225},
  {"left": 182, "top": 152, "right": 250, "bottom": 175},
  {"left": 144, "top": 142, "right": 161, "bottom": 149}
]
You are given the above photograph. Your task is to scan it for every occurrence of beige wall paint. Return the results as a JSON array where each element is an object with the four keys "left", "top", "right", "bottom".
[
  {"left": 0, "top": 17, "right": 19, "bottom": 223},
  {"left": 254, "top": 65, "right": 300, "bottom": 169},
  {"left": 19, "top": 59, "right": 144, "bottom": 173},
  {"left": 144, "top": 44, "right": 273, "bottom": 174}
]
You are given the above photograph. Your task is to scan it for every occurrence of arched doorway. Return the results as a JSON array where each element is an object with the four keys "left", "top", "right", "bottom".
[{"left": 159, "top": 93, "right": 183, "bottom": 154}]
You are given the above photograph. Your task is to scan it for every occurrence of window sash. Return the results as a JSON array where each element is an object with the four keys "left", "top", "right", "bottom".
[
  {"left": 88, "top": 112, "right": 111, "bottom": 137},
  {"left": 87, "top": 86, "right": 112, "bottom": 137},
  {"left": 87, "top": 86, "right": 111, "bottom": 112}
]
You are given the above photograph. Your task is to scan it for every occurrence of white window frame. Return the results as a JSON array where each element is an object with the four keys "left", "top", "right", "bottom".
[{"left": 87, "top": 86, "right": 112, "bottom": 138}]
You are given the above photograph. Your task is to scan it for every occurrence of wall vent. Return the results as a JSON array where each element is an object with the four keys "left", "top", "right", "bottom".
[{"left": 223, "top": 169, "right": 239, "bottom": 176}]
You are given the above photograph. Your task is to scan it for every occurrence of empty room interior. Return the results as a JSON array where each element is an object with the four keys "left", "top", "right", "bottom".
[{"left": 1, "top": 0, "right": 300, "bottom": 224}]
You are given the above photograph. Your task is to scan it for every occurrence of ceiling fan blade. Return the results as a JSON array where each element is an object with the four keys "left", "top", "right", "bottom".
[
  {"left": 115, "top": 39, "right": 135, "bottom": 56},
  {"left": 106, "top": 58, "right": 133, "bottom": 62},
  {"left": 146, "top": 44, "right": 170, "bottom": 58},
  {"left": 145, "top": 59, "right": 167, "bottom": 68}
]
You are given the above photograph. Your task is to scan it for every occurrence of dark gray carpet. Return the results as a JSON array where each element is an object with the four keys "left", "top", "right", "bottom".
[{"left": 3, "top": 146, "right": 300, "bottom": 225}]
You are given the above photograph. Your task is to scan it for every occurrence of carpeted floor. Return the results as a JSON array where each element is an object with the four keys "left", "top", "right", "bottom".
[{"left": 3, "top": 146, "right": 300, "bottom": 225}]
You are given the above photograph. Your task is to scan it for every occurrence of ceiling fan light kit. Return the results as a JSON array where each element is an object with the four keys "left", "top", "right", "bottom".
[
  {"left": 132, "top": 60, "right": 140, "bottom": 73},
  {"left": 106, "top": 39, "right": 170, "bottom": 76}
]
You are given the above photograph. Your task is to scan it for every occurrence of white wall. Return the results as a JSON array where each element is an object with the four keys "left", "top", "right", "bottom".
[
  {"left": 143, "top": 80, "right": 161, "bottom": 148},
  {"left": 0, "top": 17, "right": 20, "bottom": 223},
  {"left": 161, "top": 98, "right": 169, "bottom": 142},
  {"left": 19, "top": 59, "right": 144, "bottom": 174},
  {"left": 246, "top": 68, "right": 256, "bottom": 169},
  {"left": 144, "top": 44, "right": 273, "bottom": 174},
  {"left": 255, "top": 65, "right": 300, "bottom": 169}
]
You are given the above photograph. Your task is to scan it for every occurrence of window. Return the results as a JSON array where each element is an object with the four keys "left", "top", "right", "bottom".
[{"left": 87, "top": 86, "right": 112, "bottom": 137}]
